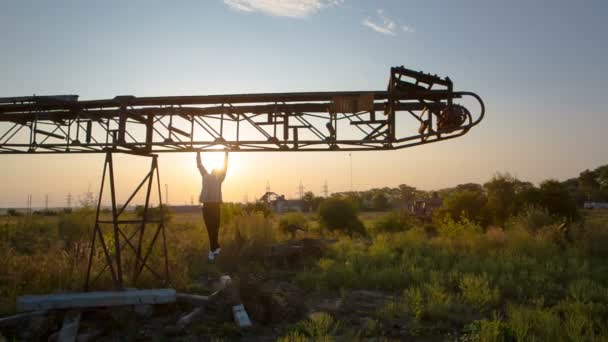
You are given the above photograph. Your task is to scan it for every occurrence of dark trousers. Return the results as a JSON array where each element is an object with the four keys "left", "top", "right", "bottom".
[{"left": 202, "top": 202, "right": 221, "bottom": 251}]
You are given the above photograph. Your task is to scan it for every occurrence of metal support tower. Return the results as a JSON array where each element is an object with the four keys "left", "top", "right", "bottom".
[{"left": 84, "top": 152, "right": 169, "bottom": 290}]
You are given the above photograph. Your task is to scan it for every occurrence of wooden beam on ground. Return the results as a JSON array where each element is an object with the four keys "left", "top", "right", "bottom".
[
  {"left": 58, "top": 311, "right": 81, "bottom": 342},
  {"left": 17, "top": 289, "right": 176, "bottom": 312}
]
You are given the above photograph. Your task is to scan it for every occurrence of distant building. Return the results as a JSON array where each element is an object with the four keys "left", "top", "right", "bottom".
[
  {"left": 259, "top": 192, "right": 306, "bottom": 213},
  {"left": 584, "top": 202, "right": 608, "bottom": 209}
]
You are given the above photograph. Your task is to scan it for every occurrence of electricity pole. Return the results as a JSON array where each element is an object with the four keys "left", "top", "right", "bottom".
[{"left": 349, "top": 153, "right": 353, "bottom": 192}]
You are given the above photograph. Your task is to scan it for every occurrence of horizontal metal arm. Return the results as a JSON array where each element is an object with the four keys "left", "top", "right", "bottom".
[{"left": 0, "top": 67, "right": 484, "bottom": 154}]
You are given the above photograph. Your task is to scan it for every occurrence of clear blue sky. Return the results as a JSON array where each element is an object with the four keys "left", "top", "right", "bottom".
[{"left": 1, "top": 0, "right": 606, "bottom": 207}]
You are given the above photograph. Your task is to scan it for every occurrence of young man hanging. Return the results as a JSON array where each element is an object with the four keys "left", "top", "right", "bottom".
[{"left": 197, "top": 151, "right": 228, "bottom": 262}]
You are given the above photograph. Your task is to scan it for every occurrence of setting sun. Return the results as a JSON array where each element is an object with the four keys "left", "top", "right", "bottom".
[{"left": 198, "top": 151, "right": 239, "bottom": 176}]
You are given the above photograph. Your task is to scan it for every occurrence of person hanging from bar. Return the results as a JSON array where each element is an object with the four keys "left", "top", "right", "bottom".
[{"left": 197, "top": 150, "right": 229, "bottom": 262}]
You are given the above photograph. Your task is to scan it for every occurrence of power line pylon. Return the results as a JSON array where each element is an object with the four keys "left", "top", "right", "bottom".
[{"left": 298, "top": 181, "right": 305, "bottom": 199}]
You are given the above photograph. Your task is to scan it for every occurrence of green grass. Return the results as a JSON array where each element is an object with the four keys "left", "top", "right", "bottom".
[{"left": 0, "top": 208, "right": 607, "bottom": 341}]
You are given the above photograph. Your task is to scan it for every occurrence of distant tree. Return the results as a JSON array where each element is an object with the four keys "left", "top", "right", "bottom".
[
  {"left": 435, "top": 189, "right": 489, "bottom": 225},
  {"left": 484, "top": 173, "right": 518, "bottom": 226},
  {"left": 456, "top": 183, "right": 484, "bottom": 193},
  {"left": 398, "top": 184, "right": 418, "bottom": 204},
  {"left": 135, "top": 204, "right": 173, "bottom": 221},
  {"left": 538, "top": 180, "right": 579, "bottom": 220},
  {"left": 319, "top": 197, "right": 366, "bottom": 237},
  {"left": 596, "top": 165, "right": 608, "bottom": 189},
  {"left": 372, "top": 193, "right": 390, "bottom": 211},
  {"left": 6, "top": 208, "right": 20, "bottom": 217},
  {"left": 579, "top": 169, "right": 600, "bottom": 201},
  {"left": 302, "top": 191, "right": 315, "bottom": 212}
]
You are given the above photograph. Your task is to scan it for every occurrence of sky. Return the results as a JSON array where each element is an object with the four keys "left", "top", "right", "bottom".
[{"left": 0, "top": 0, "right": 606, "bottom": 207}]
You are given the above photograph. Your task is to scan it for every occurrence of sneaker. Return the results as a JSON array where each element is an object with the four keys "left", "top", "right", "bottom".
[
  {"left": 213, "top": 248, "right": 221, "bottom": 256},
  {"left": 208, "top": 251, "right": 216, "bottom": 263}
]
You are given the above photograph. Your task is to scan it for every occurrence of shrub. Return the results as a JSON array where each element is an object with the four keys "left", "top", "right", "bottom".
[
  {"left": 57, "top": 210, "right": 94, "bottom": 248},
  {"left": 506, "top": 304, "right": 561, "bottom": 341},
  {"left": 318, "top": 197, "right": 366, "bottom": 237},
  {"left": 434, "top": 190, "right": 489, "bottom": 225},
  {"left": 465, "top": 314, "right": 511, "bottom": 342},
  {"left": 243, "top": 201, "right": 272, "bottom": 218},
  {"left": 538, "top": 180, "right": 580, "bottom": 220},
  {"left": 220, "top": 202, "right": 243, "bottom": 225},
  {"left": 508, "top": 206, "right": 555, "bottom": 232},
  {"left": 459, "top": 273, "right": 500, "bottom": 310},
  {"left": 278, "top": 212, "right": 309, "bottom": 237},
  {"left": 369, "top": 210, "right": 416, "bottom": 235},
  {"left": 484, "top": 173, "right": 519, "bottom": 226},
  {"left": 6, "top": 209, "right": 21, "bottom": 217}
]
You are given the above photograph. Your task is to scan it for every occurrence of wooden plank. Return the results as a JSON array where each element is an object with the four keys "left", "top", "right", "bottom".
[
  {"left": 17, "top": 289, "right": 176, "bottom": 312},
  {"left": 58, "top": 311, "right": 81, "bottom": 342}
]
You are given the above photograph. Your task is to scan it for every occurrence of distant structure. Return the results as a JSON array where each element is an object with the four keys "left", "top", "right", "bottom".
[
  {"left": 66, "top": 192, "right": 72, "bottom": 208},
  {"left": 410, "top": 192, "right": 443, "bottom": 221},
  {"left": 297, "top": 181, "right": 305, "bottom": 199},
  {"left": 27, "top": 194, "right": 32, "bottom": 215},
  {"left": 323, "top": 180, "right": 329, "bottom": 197},
  {"left": 259, "top": 191, "right": 306, "bottom": 213}
]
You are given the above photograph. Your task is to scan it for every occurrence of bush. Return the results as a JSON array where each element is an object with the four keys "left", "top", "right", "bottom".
[
  {"left": 278, "top": 212, "right": 309, "bottom": 237},
  {"left": 459, "top": 273, "right": 500, "bottom": 310},
  {"left": 434, "top": 190, "right": 489, "bottom": 225},
  {"left": 508, "top": 206, "right": 555, "bottom": 232},
  {"left": 465, "top": 314, "right": 512, "bottom": 342},
  {"left": 318, "top": 197, "right": 366, "bottom": 237},
  {"left": 6, "top": 209, "right": 21, "bottom": 217},
  {"left": 538, "top": 180, "right": 579, "bottom": 220},
  {"left": 243, "top": 201, "right": 272, "bottom": 218},
  {"left": 370, "top": 210, "right": 416, "bottom": 235},
  {"left": 220, "top": 202, "right": 243, "bottom": 225}
]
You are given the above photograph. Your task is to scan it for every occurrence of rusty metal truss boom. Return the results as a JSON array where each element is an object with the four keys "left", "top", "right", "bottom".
[{"left": 0, "top": 67, "right": 484, "bottom": 154}]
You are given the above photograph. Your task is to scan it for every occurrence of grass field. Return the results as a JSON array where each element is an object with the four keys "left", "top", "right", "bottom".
[{"left": 1, "top": 208, "right": 607, "bottom": 341}]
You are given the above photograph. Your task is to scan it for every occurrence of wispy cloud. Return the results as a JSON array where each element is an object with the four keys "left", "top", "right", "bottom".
[
  {"left": 362, "top": 9, "right": 413, "bottom": 36},
  {"left": 401, "top": 25, "right": 415, "bottom": 33},
  {"left": 223, "top": 0, "right": 344, "bottom": 18}
]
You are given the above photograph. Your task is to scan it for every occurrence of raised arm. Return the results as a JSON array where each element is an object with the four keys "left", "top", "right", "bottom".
[
  {"left": 219, "top": 151, "right": 229, "bottom": 181},
  {"left": 196, "top": 152, "right": 208, "bottom": 176}
]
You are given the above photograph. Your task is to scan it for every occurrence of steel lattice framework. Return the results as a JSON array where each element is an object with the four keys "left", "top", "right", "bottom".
[
  {"left": 0, "top": 67, "right": 484, "bottom": 154},
  {"left": 2, "top": 67, "right": 485, "bottom": 290}
]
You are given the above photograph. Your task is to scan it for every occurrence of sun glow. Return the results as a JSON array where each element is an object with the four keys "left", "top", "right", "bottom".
[{"left": 200, "top": 151, "right": 239, "bottom": 175}]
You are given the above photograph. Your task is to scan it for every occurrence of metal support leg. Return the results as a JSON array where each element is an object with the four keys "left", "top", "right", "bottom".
[{"left": 85, "top": 152, "right": 170, "bottom": 290}]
